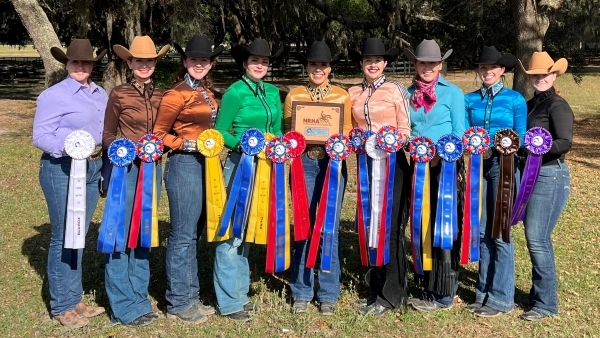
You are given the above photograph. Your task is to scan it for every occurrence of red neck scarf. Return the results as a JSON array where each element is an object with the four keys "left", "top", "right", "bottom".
[{"left": 411, "top": 75, "right": 439, "bottom": 113}]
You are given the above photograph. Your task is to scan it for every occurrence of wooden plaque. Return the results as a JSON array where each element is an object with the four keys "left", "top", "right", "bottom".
[{"left": 291, "top": 101, "right": 344, "bottom": 144}]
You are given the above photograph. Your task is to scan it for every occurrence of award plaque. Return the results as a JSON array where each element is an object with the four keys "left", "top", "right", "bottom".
[{"left": 291, "top": 101, "right": 344, "bottom": 144}]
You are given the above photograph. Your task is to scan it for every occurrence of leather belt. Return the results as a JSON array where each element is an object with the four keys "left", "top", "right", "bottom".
[
  {"left": 306, "top": 145, "right": 325, "bottom": 160},
  {"left": 89, "top": 145, "right": 103, "bottom": 161},
  {"left": 542, "top": 158, "right": 564, "bottom": 166}
]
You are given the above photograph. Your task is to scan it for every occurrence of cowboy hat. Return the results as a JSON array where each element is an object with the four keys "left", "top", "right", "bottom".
[
  {"left": 231, "top": 38, "right": 283, "bottom": 66},
  {"left": 292, "top": 41, "right": 341, "bottom": 66},
  {"left": 403, "top": 39, "right": 452, "bottom": 62},
  {"left": 174, "top": 35, "right": 224, "bottom": 59},
  {"left": 349, "top": 38, "right": 399, "bottom": 63},
  {"left": 50, "top": 39, "right": 107, "bottom": 64},
  {"left": 469, "top": 46, "right": 517, "bottom": 72},
  {"left": 113, "top": 36, "right": 170, "bottom": 61},
  {"left": 518, "top": 51, "right": 568, "bottom": 76}
]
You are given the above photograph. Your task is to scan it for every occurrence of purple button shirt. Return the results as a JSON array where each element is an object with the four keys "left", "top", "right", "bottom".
[{"left": 33, "top": 76, "right": 108, "bottom": 158}]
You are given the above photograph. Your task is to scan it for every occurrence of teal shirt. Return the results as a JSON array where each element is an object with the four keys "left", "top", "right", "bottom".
[
  {"left": 215, "top": 75, "right": 283, "bottom": 150},
  {"left": 408, "top": 75, "right": 466, "bottom": 142},
  {"left": 464, "top": 83, "right": 527, "bottom": 146}
]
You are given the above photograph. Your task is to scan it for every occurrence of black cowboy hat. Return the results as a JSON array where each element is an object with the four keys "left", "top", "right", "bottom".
[
  {"left": 291, "top": 41, "right": 341, "bottom": 66},
  {"left": 404, "top": 39, "right": 452, "bottom": 62},
  {"left": 174, "top": 35, "right": 224, "bottom": 59},
  {"left": 469, "top": 46, "right": 517, "bottom": 72},
  {"left": 348, "top": 38, "right": 400, "bottom": 64},
  {"left": 231, "top": 39, "right": 283, "bottom": 66},
  {"left": 50, "top": 39, "right": 107, "bottom": 64}
]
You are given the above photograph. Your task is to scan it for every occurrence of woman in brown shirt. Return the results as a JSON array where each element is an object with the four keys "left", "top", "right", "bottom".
[
  {"left": 153, "top": 35, "right": 223, "bottom": 323},
  {"left": 102, "top": 35, "right": 169, "bottom": 327}
]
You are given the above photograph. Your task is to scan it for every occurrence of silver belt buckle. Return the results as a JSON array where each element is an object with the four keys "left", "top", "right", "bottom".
[
  {"left": 89, "top": 145, "right": 103, "bottom": 161},
  {"left": 307, "top": 146, "right": 325, "bottom": 160}
]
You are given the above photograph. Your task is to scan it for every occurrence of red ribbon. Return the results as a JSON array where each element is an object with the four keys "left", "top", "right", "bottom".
[
  {"left": 306, "top": 164, "right": 330, "bottom": 269},
  {"left": 265, "top": 175, "right": 277, "bottom": 273},
  {"left": 128, "top": 163, "right": 144, "bottom": 248},
  {"left": 290, "top": 157, "right": 310, "bottom": 241},
  {"left": 460, "top": 163, "right": 472, "bottom": 265}
]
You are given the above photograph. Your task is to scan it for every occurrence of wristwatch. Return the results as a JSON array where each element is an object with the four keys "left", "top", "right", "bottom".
[{"left": 183, "top": 139, "right": 197, "bottom": 152}]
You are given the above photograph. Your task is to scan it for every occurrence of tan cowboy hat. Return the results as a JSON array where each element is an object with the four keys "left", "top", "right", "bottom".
[
  {"left": 518, "top": 52, "right": 568, "bottom": 76},
  {"left": 50, "top": 39, "right": 107, "bottom": 64},
  {"left": 113, "top": 36, "right": 170, "bottom": 61}
]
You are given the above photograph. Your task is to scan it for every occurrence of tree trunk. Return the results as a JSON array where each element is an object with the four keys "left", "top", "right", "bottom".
[{"left": 10, "top": 0, "right": 65, "bottom": 86}]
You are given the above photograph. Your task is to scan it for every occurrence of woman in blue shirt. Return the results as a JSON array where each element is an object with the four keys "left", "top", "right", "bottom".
[
  {"left": 464, "top": 46, "right": 527, "bottom": 317},
  {"left": 404, "top": 40, "right": 466, "bottom": 312}
]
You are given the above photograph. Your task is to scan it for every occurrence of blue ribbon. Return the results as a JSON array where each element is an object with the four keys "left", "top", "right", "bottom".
[
  {"left": 357, "top": 152, "right": 371, "bottom": 257},
  {"left": 140, "top": 161, "right": 154, "bottom": 248},
  {"left": 469, "top": 154, "right": 482, "bottom": 261},
  {"left": 439, "top": 161, "right": 456, "bottom": 250},
  {"left": 273, "top": 162, "right": 287, "bottom": 272},
  {"left": 382, "top": 151, "right": 396, "bottom": 265},
  {"left": 434, "top": 170, "right": 444, "bottom": 248},
  {"left": 232, "top": 155, "right": 255, "bottom": 238},
  {"left": 412, "top": 162, "right": 427, "bottom": 275},
  {"left": 321, "top": 160, "right": 341, "bottom": 272},
  {"left": 217, "top": 167, "right": 241, "bottom": 237}
]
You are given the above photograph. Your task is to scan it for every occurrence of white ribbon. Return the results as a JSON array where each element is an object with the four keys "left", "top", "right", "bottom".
[
  {"left": 365, "top": 135, "right": 387, "bottom": 249},
  {"left": 63, "top": 130, "right": 95, "bottom": 249}
]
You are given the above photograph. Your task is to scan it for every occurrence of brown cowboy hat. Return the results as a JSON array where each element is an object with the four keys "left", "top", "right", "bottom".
[
  {"left": 518, "top": 51, "right": 568, "bottom": 76},
  {"left": 50, "top": 39, "right": 107, "bottom": 64},
  {"left": 113, "top": 36, "right": 170, "bottom": 61}
]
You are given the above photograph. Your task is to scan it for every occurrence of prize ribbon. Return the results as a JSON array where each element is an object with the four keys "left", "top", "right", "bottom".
[
  {"left": 492, "top": 129, "right": 520, "bottom": 243},
  {"left": 434, "top": 134, "right": 463, "bottom": 251},
  {"left": 460, "top": 126, "right": 490, "bottom": 264},
  {"left": 247, "top": 132, "right": 274, "bottom": 244},
  {"left": 265, "top": 136, "right": 292, "bottom": 273},
  {"left": 349, "top": 127, "right": 370, "bottom": 266},
  {"left": 64, "top": 130, "right": 95, "bottom": 249},
  {"left": 364, "top": 134, "right": 386, "bottom": 265},
  {"left": 284, "top": 131, "right": 311, "bottom": 241},
  {"left": 511, "top": 127, "right": 553, "bottom": 226},
  {"left": 98, "top": 138, "right": 136, "bottom": 253},
  {"left": 307, "top": 133, "right": 351, "bottom": 272},
  {"left": 409, "top": 136, "right": 436, "bottom": 275}
]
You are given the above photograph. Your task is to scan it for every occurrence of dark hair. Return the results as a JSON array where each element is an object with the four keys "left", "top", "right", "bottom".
[{"left": 173, "top": 57, "right": 217, "bottom": 89}]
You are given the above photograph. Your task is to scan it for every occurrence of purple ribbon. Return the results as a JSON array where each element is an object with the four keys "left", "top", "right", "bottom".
[{"left": 511, "top": 127, "right": 553, "bottom": 225}]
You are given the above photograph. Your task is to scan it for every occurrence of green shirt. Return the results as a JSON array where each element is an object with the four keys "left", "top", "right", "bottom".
[{"left": 215, "top": 75, "right": 283, "bottom": 150}]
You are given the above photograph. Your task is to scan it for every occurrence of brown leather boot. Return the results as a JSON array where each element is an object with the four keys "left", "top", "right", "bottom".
[{"left": 73, "top": 302, "right": 105, "bottom": 318}]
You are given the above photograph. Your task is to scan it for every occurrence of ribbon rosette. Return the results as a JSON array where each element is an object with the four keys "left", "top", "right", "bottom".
[
  {"left": 197, "top": 130, "right": 229, "bottom": 242},
  {"left": 409, "top": 136, "right": 436, "bottom": 275},
  {"left": 460, "top": 127, "right": 490, "bottom": 264},
  {"left": 349, "top": 127, "right": 371, "bottom": 266},
  {"left": 307, "top": 133, "right": 351, "bottom": 272},
  {"left": 217, "top": 128, "right": 265, "bottom": 239},
  {"left": 98, "top": 138, "right": 137, "bottom": 253},
  {"left": 247, "top": 132, "right": 274, "bottom": 244},
  {"left": 434, "top": 134, "right": 463, "bottom": 251},
  {"left": 284, "top": 131, "right": 311, "bottom": 241},
  {"left": 264, "top": 137, "right": 292, "bottom": 273},
  {"left": 511, "top": 127, "right": 553, "bottom": 226},
  {"left": 64, "top": 130, "right": 95, "bottom": 249},
  {"left": 492, "top": 129, "right": 520, "bottom": 243}
]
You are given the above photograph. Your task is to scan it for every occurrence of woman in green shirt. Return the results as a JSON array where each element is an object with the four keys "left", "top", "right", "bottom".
[{"left": 213, "top": 39, "right": 283, "bottom": 322}]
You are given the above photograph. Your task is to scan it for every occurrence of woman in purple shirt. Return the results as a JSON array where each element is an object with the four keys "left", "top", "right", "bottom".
[{"left": 32, "top": 39, "right": 108, "bottom": 328}]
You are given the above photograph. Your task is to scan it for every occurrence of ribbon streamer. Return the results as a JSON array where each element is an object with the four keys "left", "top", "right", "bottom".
[
  {"left": 492, "top": 129, "right": 520, "bottom": 243},
  {"left": 98, "top": 138, "right": 136, "bottom": 253},
  {"left": 364, "top": 133, "right": 386, "bottom": 266},
  {"left": 461, "top": 127, "right": 490, "bottom": 264},
  {"left": 511, "top": 127, "right": 553, "bottom": 225},
  {"left": 247, "top": 133, "right": 274, "bottom": 244},
  {"left": 349, "top": 127, "right": 370, "bottom": 266},
  {"left": 409, "top": 136, "right": 436, "bottom": 275},
  {"left": 64, "top": 130, "right": 95, "bottom": 249},
  {"left": 284, "top": 131, "right": 310, "bottom": 241}
]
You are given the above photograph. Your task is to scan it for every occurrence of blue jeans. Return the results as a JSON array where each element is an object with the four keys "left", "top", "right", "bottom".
[
  {"left": 39, "top": 154, "right": 101, "bottom": 316},
  {"left": 214, "top": 152, "right": 251, "bottom": 315},
  {"left": 475, "top": 155, "right": 519, "bottom": 312},
  {"left": 164, "top": 153, "right": 206, "bottom": 314},
  {"left": 104, "top": 161, "right": 161, "bottom": 324},
  {"left": 290, "top": 153, "right": 346, "bottom": 304},
  {"left": 523, "top": 161, "right": 570, "bottom": 315}
]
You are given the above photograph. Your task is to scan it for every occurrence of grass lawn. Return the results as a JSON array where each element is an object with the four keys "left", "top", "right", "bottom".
[
  {"left": 0, "top": 44, "right": 42, "bottom": 57},
  {"left": 0, "top": 73, "right": 598, "bottom": 337}
]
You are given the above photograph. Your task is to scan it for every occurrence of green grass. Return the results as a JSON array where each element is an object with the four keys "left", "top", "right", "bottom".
[
  {"left": 0, "top": 74, "right": 599, "bottom": 337},
  {"left": 0, "top": 44, "right": 42, "bottom": 57}
]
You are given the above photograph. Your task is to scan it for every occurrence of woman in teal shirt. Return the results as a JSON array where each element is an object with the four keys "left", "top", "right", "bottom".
[
  {"left": 213, "top": 39, "right": 283, "bottom": 322},
  {"left": 404, "top": 39, "right": 466, "bottom": 313}
]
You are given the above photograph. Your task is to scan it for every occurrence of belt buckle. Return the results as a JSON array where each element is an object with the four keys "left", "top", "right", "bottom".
[
  {"left": 307, "top": 146, "right": 325, "bottom": 160},
  {"left": 89, "top": 145, "right": 103, "bottom": 161},
  {"left": 482, "top": 148, "right": 494, "bottom": 160}
]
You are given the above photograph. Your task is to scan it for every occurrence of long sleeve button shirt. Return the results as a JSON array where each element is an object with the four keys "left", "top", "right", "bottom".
[
  {"left": 284, "top": 81, "right": 352, "bottom": 134},
  {"left": 348, "top": 76, "right": 411, "bottom": 136},
  {"left": 154, "top": 81, "right": 217, "bottom": 150},
  {"left": 214, "top": 75, "right": 283, "bottom": 150},
  {"left": 103, "top": 81, "right": 164, "bottom": 148},
  {"left": 408, "top": 75, "right": 465, "bottom": 142},
  {"left": 464, "top": 83, "right": 527, "bottom": 146},
  {"left": 33, "top": 76, "right": 107, "bottom": 158}
]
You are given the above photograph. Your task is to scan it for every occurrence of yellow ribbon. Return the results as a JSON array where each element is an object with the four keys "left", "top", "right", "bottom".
[
  {"left": 197, "top": 130, "right": 230, "bottom": 242},
  {"left": 422, "top": 164, "right": 432, "bottom": 271},
  {"left": 247, "top": 133, "right": 274, "bottom": 244},
  {"left": 151, "top": 162, "right": 159, "bottom": 247}
]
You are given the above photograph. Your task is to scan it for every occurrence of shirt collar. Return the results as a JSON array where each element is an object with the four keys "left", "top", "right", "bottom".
[
  {"left": 361, "top": 75, "right": 386, "bottom": 91},
  {"left": 306, "top": 81, "right": 331, "bottom": 101},
  {"left": 131, "top": 78, "right": 155, "bottom": 98},
  {"left": 480, "top": 80, "right": 504, "bottom": 98},
  {"left": 184, "top": 73, "right": 202, "bottom": 90},
  {"left": 66, "top": 76, "right": 98, "bottom": 94},
  {"left": 242, "top": 75, "right": 266, "bottom": 96}
]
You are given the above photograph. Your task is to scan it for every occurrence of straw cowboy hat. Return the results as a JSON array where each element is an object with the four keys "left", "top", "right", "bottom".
[
  {"left": 469, "top": 46, "right": 517, "bottom": 72},
  {"left": 231, "top": 38, "right": 283, "bottom": 66},
  {"left": 403, "top": 39, "right": 452, "bottom": 62},
  {"left": 518, "top": 52, "right": 568, "bottom": 76},
  {"left": 174, "top": 35, "right": 224, "bottom": 59},
  {"left": 113, "top": 36, "right": 170, "bottom": 61},
  {"left": 50, "top": 39, "right": 108, "bottom": 64},
  {"left": 292, "top": 41, "right": 341, "bottom": 66},
  {"left": 348, "top": 38, "right": 400, "bottom": 63}
]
